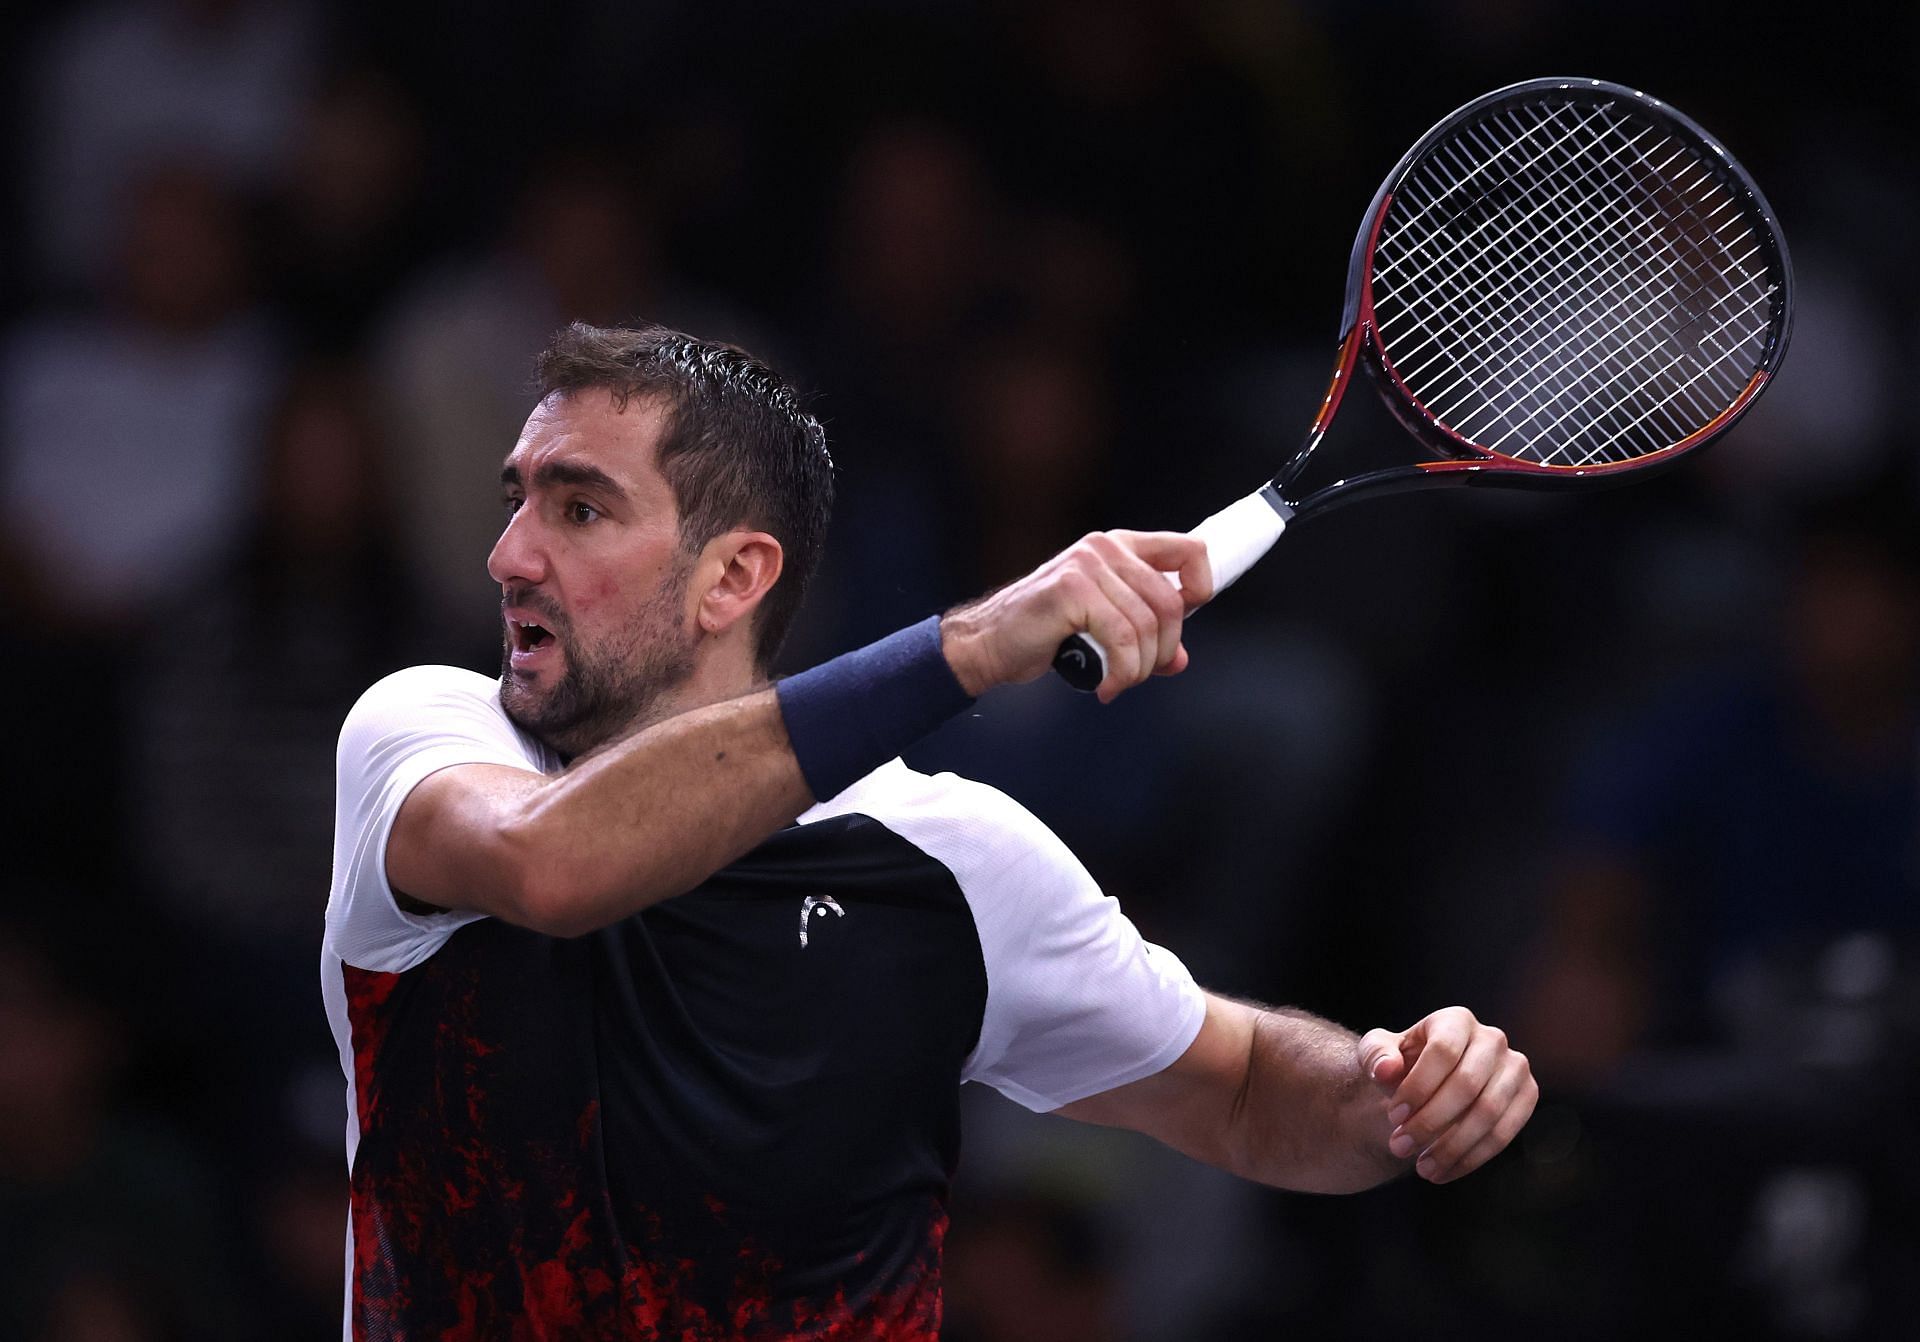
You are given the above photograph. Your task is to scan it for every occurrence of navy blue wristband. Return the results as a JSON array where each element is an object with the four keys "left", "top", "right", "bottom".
[{"left": 775, "top": 615, "right": 976, "bottom": 801}]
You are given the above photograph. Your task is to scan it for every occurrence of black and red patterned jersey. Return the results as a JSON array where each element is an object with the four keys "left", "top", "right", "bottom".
[{"left": 324, "top": 666, "right": 1204, "bottom": 1341}]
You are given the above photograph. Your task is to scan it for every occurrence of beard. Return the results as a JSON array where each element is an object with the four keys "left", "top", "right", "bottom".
[{"left": 499, "top": 555, "right": 699, "bottom": 759}]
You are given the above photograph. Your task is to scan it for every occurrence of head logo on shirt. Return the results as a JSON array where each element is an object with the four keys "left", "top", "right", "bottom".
[{"left": 799, "top": 895, "right": 846, "bottom": 948}]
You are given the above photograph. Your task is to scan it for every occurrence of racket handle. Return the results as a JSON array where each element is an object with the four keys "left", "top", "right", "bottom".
[
  {"left": 1052, "top": 632, "right": 1108, "bottom": 692},
  {"left": 1051, "top": 490, "right": 1289, "bottom": 692}
]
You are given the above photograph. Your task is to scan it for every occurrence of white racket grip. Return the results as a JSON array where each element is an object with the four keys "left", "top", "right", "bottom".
[
  {"left": 1051, "top": 489, "right": 1289, "bottom": 691},
  {"left": 1188, "top": 489, "right": 1290, "bottom": 595}
]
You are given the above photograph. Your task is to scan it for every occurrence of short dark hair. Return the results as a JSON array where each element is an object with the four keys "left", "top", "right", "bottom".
[{"left": 534, "top": 322, "right": 834, "bottom": 671}]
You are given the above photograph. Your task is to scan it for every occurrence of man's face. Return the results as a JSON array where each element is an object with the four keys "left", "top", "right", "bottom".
[{"left": 489, "top": 391, "right": 699, "bottom": 757}]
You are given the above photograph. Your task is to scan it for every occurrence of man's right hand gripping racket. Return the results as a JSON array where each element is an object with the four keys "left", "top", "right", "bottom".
[{"left": 1055, "top": 76, "right": 1794, "bottom": 690}]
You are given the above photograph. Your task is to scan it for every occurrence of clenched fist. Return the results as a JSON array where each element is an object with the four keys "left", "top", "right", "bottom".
[{"left": 1360, "top": 1006, "right": 1538, "bottom": 1184}]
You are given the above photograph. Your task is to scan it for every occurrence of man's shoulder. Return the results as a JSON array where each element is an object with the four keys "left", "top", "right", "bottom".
[
  {"left": 343, "top": 664, "right": 506, "bottom": 735},
  {"left": 337, "top": 664, "right": 546, "bottom": 771}
]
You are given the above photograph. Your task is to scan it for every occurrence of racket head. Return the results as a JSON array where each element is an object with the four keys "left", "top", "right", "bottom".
[{"left": 1321, "top": 77, "right": 1792, "bottom": 489}]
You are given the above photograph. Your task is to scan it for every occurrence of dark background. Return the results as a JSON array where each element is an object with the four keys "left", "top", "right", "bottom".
[{"left": 1, "top": 1, "right": 1915, "bottom": 1338}]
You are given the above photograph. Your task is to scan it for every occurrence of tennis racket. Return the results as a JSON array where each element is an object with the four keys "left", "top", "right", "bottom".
[{"left": 1054, "top": 76, "right": 1793, "bottom": 691}]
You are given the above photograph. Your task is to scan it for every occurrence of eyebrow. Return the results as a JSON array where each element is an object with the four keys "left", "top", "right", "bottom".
[{"left": 500, "top": 460, "right": 629, "bottom": 500}]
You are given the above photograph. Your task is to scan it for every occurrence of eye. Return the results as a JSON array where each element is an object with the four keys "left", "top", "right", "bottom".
[
  {"left": 567, "top": 501, "right": 601, "bottom": 526},
  {"left": 503, "top": 494, "right": 524, "bottom": 516}
]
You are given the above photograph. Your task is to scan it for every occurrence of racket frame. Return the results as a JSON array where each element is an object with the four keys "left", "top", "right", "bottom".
[{"left": 1276, "top": 75, "right": 1794, "bottom": 522}]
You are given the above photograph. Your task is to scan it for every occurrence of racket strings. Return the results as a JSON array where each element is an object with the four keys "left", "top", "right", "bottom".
[
  {"left": 1369, "top": 97, "right": 1780, "bottom": 467},
  {"left": 1404, "top": 116, "right": 1753, "bottom": 453},
  {"left": 1383, "top": 105, "right": 1771, "bottom": 463},
  {"left": 1451, "top": 113, "right": 1767, "bottom": 453},
  {"left": 1403, "top": 121, "right": 1728, "bottom": 394},
  {"left": 1389, "top": 111, "right": 1751, "bottom": 343},
  {"left": 1388, "top": 110, "right": 1763, "bottom": 458},
  {"left": 1386, "top": 124, "right": 1712, "bottom": 436},
  {"left": 1382, "top": 106, "right": 1763, "bottom": 456}
]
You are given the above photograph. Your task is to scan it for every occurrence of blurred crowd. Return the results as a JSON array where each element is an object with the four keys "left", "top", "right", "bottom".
[{"left": 1, "top": 1, "right": 1915, "bottom": 1339}]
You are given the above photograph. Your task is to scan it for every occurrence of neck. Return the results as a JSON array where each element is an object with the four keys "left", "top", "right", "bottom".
[{"left": 645, "top": 665, "right": 769, "bottom": 731}]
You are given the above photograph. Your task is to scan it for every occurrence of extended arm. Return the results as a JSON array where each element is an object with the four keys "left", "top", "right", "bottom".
[
  {"left": 1059, "top": 994, "right": 1537, "bottom": 1192},
  {"left": 385, "top": 530, "right": 1214, "bottom": 937}
]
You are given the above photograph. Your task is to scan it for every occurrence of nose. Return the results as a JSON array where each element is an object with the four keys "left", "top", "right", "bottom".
[{"left": 487, "top": 503, "right": 548, "bottom": 589}]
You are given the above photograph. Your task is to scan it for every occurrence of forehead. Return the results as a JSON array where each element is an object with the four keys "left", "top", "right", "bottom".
[{"left": 504, "top": 390, "right": 673, "bottom": 496}]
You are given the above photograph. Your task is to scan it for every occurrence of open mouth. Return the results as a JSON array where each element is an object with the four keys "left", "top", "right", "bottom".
[{"left": 511, "top": 620, "right": 555, "bottom": 654}]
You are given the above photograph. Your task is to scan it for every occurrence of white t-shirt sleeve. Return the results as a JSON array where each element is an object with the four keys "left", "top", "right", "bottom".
[
  {"left": 816, "top": 764, "right": 1206, "bottom": 1114},
  {"left": 324, "top": 665, "right": 549, "bottom": 974},
  {"left": 959, "top": 816, "right": 1206, "bottom": 1112}
]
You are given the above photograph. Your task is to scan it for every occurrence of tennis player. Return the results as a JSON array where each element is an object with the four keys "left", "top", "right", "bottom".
[{"left": 324, "top": 323, "right": 1535, "bottom": 1339}]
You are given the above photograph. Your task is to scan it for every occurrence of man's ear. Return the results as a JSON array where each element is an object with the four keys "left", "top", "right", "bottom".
[{"left": 693, "top": 531, "right": 784, "bottom": 636}]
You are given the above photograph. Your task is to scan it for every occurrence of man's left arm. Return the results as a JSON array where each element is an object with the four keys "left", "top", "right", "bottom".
[{"left": 1058, "top": 993, "right": 1538, "bottom": 1192}]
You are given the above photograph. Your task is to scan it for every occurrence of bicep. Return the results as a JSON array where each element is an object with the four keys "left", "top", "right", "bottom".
[
  {"left": 387, "top": 762, "right": 545, "bottom": 919},
  {"left": 1055, "top": 992, "right": 1257, "bottom": 1168}
]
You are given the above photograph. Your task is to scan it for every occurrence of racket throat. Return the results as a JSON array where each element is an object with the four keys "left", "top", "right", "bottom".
[{"left": 1255, "top": 482, "right": 1294, "bottom": 522}]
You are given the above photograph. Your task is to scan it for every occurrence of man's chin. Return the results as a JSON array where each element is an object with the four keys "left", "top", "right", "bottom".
[
  {"left": 499, "top": 659, "right": 561, "bottom": 725},
  {"left": 500, "top": 683, "right": 564, "bottom": 748}
]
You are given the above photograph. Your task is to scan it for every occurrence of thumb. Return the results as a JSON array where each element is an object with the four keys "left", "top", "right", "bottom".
[{"left": 1359, "top": 1028, "right": 1406, "bottom": 1089}]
